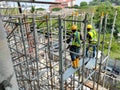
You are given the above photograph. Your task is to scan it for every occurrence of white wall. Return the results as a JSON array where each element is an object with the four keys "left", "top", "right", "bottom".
[{"left": 68, "top": 0, "right": 76, "bottom": 7}]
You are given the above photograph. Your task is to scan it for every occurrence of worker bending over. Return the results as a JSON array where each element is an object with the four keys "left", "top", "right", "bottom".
[
  {"left": 67, "top": 25, "right": 82, "bottom": 68},
  {"left": 86, "top": 24, "right": 97, "bottom": 58}
]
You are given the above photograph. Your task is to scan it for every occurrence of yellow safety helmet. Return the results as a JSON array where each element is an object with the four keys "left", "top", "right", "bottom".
[
  {"left": 71, "top": 25, "right": 77, "bottom": 30},
  {"left": 87, "top": 24, "right": 92, "bottom": 29}
]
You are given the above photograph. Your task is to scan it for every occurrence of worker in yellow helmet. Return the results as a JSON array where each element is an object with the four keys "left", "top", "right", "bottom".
[
  {"left": 86, "top": 24, "right": 97, "bottom": 58},
  {"left": 67, "top": 25, "right": 82, "bottom": 68}
]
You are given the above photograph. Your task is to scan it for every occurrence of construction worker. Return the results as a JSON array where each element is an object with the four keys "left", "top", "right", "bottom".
[
  {"left": 67, "top": 25, "right": 82, "bottom": 68},
  {"left": 86, "top": 24, "right": 97, "bottom": 58}
]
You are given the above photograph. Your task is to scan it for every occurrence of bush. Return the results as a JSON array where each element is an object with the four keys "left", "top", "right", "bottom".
[
  {"left": 36, "top": 8, "right": 45, "bottom": 11},
  {"left": 72, "top": 5, "right": 79, "bottom": 9},
  {"left": 52, "top": 8, "right": 61, "bottom": 11},
  {"left": 111, "top": 42, "right": 120, "bottom": 52}
]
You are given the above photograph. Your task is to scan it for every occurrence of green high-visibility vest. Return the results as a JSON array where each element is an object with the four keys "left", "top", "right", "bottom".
[
  {"left": 88, "top": 29, "right": 97, "bottom": 44},
  {"left": 72, "top": 31, "right": 80, "bottom": 47}
]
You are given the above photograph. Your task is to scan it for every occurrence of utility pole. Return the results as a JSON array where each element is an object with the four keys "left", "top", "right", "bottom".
[
  {"left": 17, "top": 2, "right": 22, "bottom": 13},
  {"left": 71, "top": 0, "right": 73, "bottom": 7}
]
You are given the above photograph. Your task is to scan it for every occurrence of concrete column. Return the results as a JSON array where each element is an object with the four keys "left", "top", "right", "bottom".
[{"left": 0, "top": 15, "right": 18, "bottom": 90}]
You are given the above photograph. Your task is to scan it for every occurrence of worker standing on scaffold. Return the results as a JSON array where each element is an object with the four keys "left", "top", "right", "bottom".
[
  {"left": 86, "top": 24, "right": 97, "bottom": 58},
  {"left": 67, "top": 25, "right": 82, "bottom": 68}
]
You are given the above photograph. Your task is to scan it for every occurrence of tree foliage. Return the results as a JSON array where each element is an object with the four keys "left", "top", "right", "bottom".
[
  {"left": 115, "top": 7, "right": 120, "bottom": 32},
  {"left": 80, "top": 1, "right": 88, "bottom": 7},
  {"left": 90, "top": 0, "right": 120, "bottom": 5},
  {"left": 52, "top": 8, "right": 61, "bottom": 11},
  {"left": 36, "top": 8, "right": 45, "bottom": 11},
  {"left": 93, "top": 1, "right": 116, "bottom": 32},
  {"left": 89, "top": 1, "right": 100, "bottom": 6},
  {"left": 111, "top": 0, "right": 120, "bottom": 5},
  {"left": 73, "top": 5, "right": 79, "bottom": 9},
  {"left": 30, "top": 6, "right": 35, "bottom": 13}
]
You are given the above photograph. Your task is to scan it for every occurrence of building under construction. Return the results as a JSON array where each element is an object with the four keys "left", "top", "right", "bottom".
[{"left": 0, "top": 0, "right": 120, "bottom": 90}]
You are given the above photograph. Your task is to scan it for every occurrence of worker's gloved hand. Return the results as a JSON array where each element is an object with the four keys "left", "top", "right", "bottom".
[{"left": 66, "top": 38, "right": 71, "bottom": 44}]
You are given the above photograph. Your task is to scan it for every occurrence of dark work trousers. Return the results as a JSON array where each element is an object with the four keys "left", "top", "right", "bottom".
[
  {"left": 86, "top": 44, "right": 96, "bottom": 58},
  {"left": 70, "top": 46, "right": 80, "bottom": 61}
]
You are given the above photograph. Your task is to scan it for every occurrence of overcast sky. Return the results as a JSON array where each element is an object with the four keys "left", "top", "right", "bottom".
[
  {"left": 38, "top": 0, "right": 92, "bottom": 5},
  {"left": 9, "top": 0, "right": 92, "bottom": 9},
  {"left": 36, "top": 0, "right": 92, "bottom": 9}
]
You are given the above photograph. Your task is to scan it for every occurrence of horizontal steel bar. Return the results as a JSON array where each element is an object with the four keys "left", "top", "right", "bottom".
[
  {"left": 0, "top": 0, "right": 61, "bottom": 4},
  {"left": 3, "top": 20, "right": 19, "bottom": 24},
  {"left": 63, "top": 19, "right": 83, "bottom": 22}
]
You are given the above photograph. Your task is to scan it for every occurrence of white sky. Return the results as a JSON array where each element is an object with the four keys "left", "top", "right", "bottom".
[
  {"left": 37, "top": 0, "right": 92, "bottom": 6},
  {"left": 35, "top": 0, "right": 92, "bottom": 9},
  {"left": 8, "top": 0, "right": 92, "bottom": 9}
]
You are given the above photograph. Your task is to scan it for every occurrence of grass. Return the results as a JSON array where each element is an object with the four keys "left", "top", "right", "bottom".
[
  {"left": 104, "top": 49, "right": 120, "bottom": 60},
  {"left": 100, "top": 34, "right": 120, "bottom": 60}
]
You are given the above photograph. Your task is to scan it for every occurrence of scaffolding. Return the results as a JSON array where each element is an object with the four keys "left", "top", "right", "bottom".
[{"left": 0, "top": 3, "right": 119, "bottom": 90}]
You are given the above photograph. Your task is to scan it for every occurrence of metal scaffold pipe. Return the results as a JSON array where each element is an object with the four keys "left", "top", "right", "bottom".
[
  {"left": 46, "top": 14, "right": 54, "bottom": 90},
  {"left": 95, "top": 12, "right": 104, "bottom": 90},
  {"left": 32, "top": 13, "right": 40, "bottom": 89},
  {"left": 58, "top": 16, "right": 64, "bottom": 90},
  {"left": 81, "top": 13, "right": 88, "bottom": 90},
  {"left": 101, "top": 13, "right": 108, "bottom": 89},
  {"left": 107, "top": 12, "right": 117, "bottom": 56}
]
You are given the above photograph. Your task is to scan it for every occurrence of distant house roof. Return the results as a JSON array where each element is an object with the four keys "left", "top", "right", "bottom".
[
  {"left": 56, "top": 0, "right": 75, "bottom": 3},
  {"left": 49, "top": 0, "right": 76, "bottom": 11}
]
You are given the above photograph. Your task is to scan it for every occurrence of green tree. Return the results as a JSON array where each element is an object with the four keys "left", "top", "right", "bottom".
[
  {"left": 89, "top": 1, "right": 100, "bottom": 6},
  {"left": 92, "top": 0, "right": 120, "bottom": 5},
  {"left": 73, "top": 5, "right": 79, "bottom": 9},
  {"left": 52, "top": 8, "right": 61, "bottom": 11},
  {"left": 110, "top": 0, "right": 120, "bottom": 5},
  {"left": 115, "top": 7, "right": 120, "bottom": 32},
  {"left": 94, "top": 1, "right": 120, "bottom": 33},
  {"left": 80, "top": 1, "right": 88, "bottom": 7},
  {"left": 93, "top": 1, "right": 115, "bottom": 32},
  {"left": 30, "top": 6, "right": 35, "bottom": 13},
  {"left": 36, "top": 8, "right": 45, "bottom": 11}
]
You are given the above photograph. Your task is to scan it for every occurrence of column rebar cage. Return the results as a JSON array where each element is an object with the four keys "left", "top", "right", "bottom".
[{"left": 0, "top": 6, "right": 119, "bottom": 90}]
